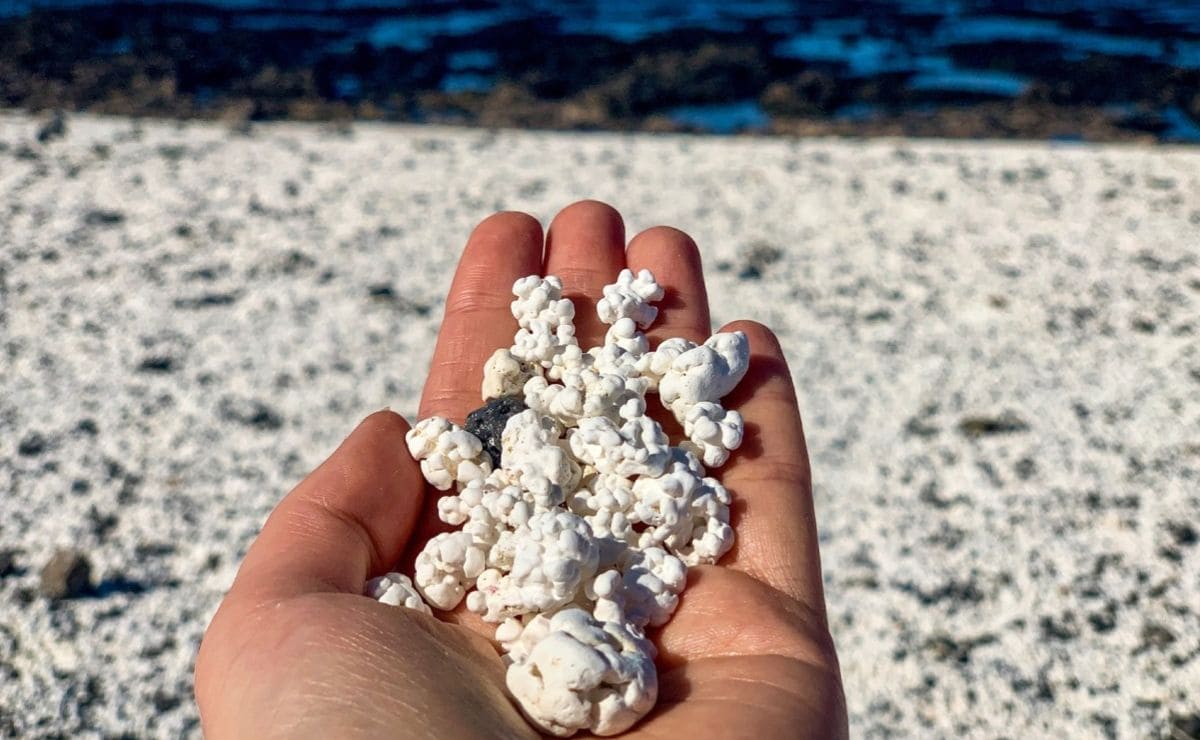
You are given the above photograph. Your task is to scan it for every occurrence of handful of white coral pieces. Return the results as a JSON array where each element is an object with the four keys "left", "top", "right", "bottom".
[{"left": 366, "top": 269, "right": 750, "bottom": 736}]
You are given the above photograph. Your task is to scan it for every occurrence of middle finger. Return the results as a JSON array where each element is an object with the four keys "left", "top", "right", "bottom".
[{"left": 542, "top": 200, "right": 628, "bottom": 348}]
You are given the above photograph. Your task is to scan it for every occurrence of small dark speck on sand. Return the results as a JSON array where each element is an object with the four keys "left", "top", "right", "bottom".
[
  {"left": 922, "top": 632, "right": 996, "bottom": 663},
  {"left": 39, "top": 550, "right": 93, "bottom": 600},
  {"left": 1138, "top": 622, "right": 1177, "bottom": 652},
  {"left": 17, "top": 432, "right": 47, "bottom": 456},
  {"left": 1087, "top": 602, "right": 1118, "bottom": 633},
  {"left": 83, "top": 209, "right": 125, "bottom": 227},
  {"left": 137, "top": 356, "right": 177, "bottom": 373},
  {"left": 863, "top": 308, "right": 892, "bottom": 322},
  {"left": 152, "top": 690, "right": 182, "bottom": 713},
  {"left": 135, "top": 543, "right": 176, "bottom": 558},
  {"left": 88, "top": 506, "right": 119, "bottom": 540},
  {"left": 75, "top": 418, "right": 99, "bottom": 435},
  {"left": 0, "top": 550, "right": 18, "bottom": 578},
  {"left": 368, "top": 284, "right": 431, "bottom": 316},
  {"left": 173, "top": 292, "right": 239, "bottom": 309},
  {"left": 737, "top": 242, "right": 784, "bottom": 281},
  {"left": 904, "top": 416, "right": 939, "bottom": 438},
  {"left": 958, "top": 413, "right": 1029, "bottom": 438},
  {"left": 218, "top": 397, "right": 284, "bottom": 430},
  {"left": 157, "top": 144, "right": 186, "bottom": 162},
  {"left": 1166, "top": 521, "right": 1197, "bottom": 547},
  {"left": 36, "top": 111, "right": 67, "bottom": 144},
  {"left": 1040, "top": 613, "right": 1080, "bottom": 641}
]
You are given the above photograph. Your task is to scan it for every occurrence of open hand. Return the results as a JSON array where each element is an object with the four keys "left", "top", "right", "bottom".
[{"left": 195, "top": 201, "right": 847, "bottom": 738}]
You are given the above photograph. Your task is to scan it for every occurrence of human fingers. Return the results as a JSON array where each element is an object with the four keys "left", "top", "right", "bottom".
[
  {"left": 625, "top": 226, "right": 711, "bottom": 346},
  {"left": 419, "top": 211, "right": 544, "bottom": 422},
  {"left": 227, "top": 410, "right": 425, "bottom": 602},
  {"left": 716, "top": 320, "right": 827, "bottom": 615},
  {"left": 542, "top": 200, "right": 627, "bottom": 348}
]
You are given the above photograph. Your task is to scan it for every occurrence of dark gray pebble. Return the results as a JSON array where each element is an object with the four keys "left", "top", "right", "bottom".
[
  {"left": 465, "top": 395, "right": 527, "bottom": 466},
  {"left": 0, "top": 549, "right": 18, "bottom": 578},
  {"left": 39, "top": 550, "right": 93, "bottom": 600}
]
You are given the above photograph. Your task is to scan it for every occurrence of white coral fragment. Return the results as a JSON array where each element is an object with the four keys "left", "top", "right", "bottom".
[
  {"left": 405, "top": 417, "right": 493, "bottom": 491},
  {"left": 525, "top": 367, "right": 644, "bottom": 428},
  {"left": 569, "top": 416, "right": 670, "bottom": 478},
  {"left": 512, "top": 275, "right": 575, "bottom": 328},
  {"left": 505, "top": 608, "right": 657, "bottom": 737},
  {"left": 658, "top": 331, "right": 751, "bottom": 416},
  {"left": 681, "top": 401, "right": 744, "bottom": 468},
  {"left": 676, "top": 475, "right": 735, "bottom": 566},
  {"left": 593, "top": 547, "right": 688, "bottom": 628},
  {"left": 597, "top": 268, "right": 664, "bottom": 328},
  {"left": 413, "top": 530, "right": 490, "bottom": 610},
  {"left": 365, "top": 572, "right": 432, "bottom": 615},
  {"left": 390, "top": 270, "right": 751, "bottom": 737},
  {"left": 482, "top": 348, "right": 536, "bottom": 400},
  {"left": 466, "top": 510, "right": 599, "bottom": 622},
  {"left": 501, "top": 409, "right": 580, "bottom": 495},
  {"left": 512, "top": 276, "right": 579, "bottom": 368}
]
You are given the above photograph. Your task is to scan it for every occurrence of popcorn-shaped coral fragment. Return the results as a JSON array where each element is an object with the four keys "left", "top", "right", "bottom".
[
  {"left": 405, "top": 417, "right": 493, "bottom": 491},
  {"left": 387, "top": 270, "right": 751, "bottom": 737},
  {"left": 482, "top": 348, "right": 537, "bottom": 401},
  {"left": 512, "top": 275, "right": 575, "bottom": 328},
  {"left": 592, "top": 546, "right": 687, "bottom": 628},
  {"left": 511, "top": 276, "right": 580, "bottom": 368},
  {"left": 524, "top": 368, "right": 645, "bottom": 428},
  {"left": 658, "top": 331, "right": 751, "bottom": 416},
  {"left": 675, "top": 476, "right": 735, "bottom": 566},
  {"left": 466, "top": 510, "right": 600, "bottom": 622},
  {"left": 505, "top": 608, "right": 657, "bottom": 737},
  {"left": 597, "top": 268, "right": 664, "bottom": 328},
  {"left": 680, "top": 401, "right": 744, "bottom": 468},
  {"left": 568, "top": 416, "right": 670, "bottom": 478},
  {"left": 366, "top": 572, "right": 431, "bottom": 615},
  {"left": 501, "top": 409, "right": 581, "bottom": 493}
]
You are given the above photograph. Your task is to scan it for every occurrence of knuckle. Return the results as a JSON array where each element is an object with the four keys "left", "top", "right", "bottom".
[{"left": 444, "top": 286, "right": 509, "bottom": 317}]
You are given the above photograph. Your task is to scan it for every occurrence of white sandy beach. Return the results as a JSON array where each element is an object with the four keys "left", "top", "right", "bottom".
[{"left": 1, "top": 112, "right": 1198, "bottom": 737}]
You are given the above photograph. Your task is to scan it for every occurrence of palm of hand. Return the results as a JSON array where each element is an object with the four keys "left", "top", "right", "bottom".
[{"left": 196, "top": 203, "right": 847, "bottom": 738}]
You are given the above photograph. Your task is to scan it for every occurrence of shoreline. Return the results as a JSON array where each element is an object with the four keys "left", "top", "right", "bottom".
[
  {"left": 3, "top": 5, "right": 1199, "bottom": 144},
  {"left": 5, "top": 107, "right": 1199, "bottom": 150}
]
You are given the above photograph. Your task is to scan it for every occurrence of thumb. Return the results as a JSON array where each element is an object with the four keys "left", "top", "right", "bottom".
[{"left": 229, "top": 410, "right": 426, "bottom": 601}]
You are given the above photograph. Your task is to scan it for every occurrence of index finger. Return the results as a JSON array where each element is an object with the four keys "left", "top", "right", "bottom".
[{"left": 419, "top": 212, "right": 544, "bottom": 422}]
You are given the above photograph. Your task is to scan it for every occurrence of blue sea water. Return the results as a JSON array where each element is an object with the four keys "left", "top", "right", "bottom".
[
  {"left": 668, "top": 100, "right": 771, "bottom": 134},
  {"left": 2, "top": 1, "right": 1198, "bottom": 137}
]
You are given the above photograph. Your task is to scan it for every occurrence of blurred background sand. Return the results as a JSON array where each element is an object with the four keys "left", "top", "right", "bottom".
[
  {"left": 2, "top": 1, "right": 1200, "bottom": 738},
  {"left": 1, "top": 111, "right": 1198, "bottom": 737}
]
